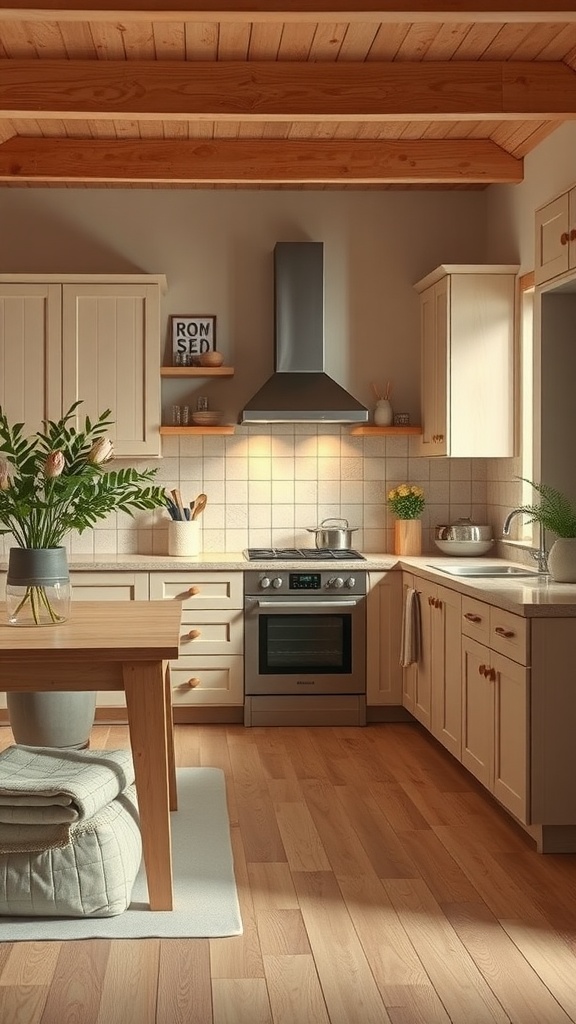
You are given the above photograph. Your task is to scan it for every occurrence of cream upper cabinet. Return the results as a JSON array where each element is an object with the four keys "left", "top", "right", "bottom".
[
  {"left": 535, "top": 187, "right": 576, "bottom": 286},
  {"left": 414, "top": 265, "right": 519, "bottom": 457},
  {"left": 0, "top": 274, "right": 166, "bottom": 457}
]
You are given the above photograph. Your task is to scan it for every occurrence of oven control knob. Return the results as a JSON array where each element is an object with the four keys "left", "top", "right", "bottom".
[
  {"left": 272, "top": 576, "right": 283, "bottom": 589},
  {"left": 328, "top": 576, "right": 344, "bottom": 589},
  {"left": 345, "top": 577, "right": 356, "bottom": 589},
  {"left": 260, "top": 576, "right": 272, "bottom": 589}
]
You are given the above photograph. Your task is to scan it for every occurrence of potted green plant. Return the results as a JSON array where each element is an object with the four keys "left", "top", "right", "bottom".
[
  {"left": 517, "top": 480, "right": 576, "bottom": 582},
  {"left": 0, "top": 401, "right": 167, "bottom": 746}
]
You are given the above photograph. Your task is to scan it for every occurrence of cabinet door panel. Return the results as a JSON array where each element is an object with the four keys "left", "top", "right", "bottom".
[
  {"left": 61, "top": 284, "right": 160, "bottom": 458},
  {"left": 366, "top": 570, "right": 402, "bottom": 706},
  {"left": 432, "top": 584, "right": 461, "bottom": 758},
  {"left": 493, "top": 651, "right": 529, "bottom": 823},
  {"left": 535, "top": 193, "right": 569, "bottom": 285},
  {"left": 461, "top": 636, "right": 493, "bottom": 789},
  {"left": 0, "top": 284, "right": 61, "bottom": 433}
]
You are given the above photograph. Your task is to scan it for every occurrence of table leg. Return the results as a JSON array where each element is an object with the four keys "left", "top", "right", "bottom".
[
  {"left": 164, "top": 661, "right": 178, "bottom": 811},
  {"left": 123, "top": 659, "right": 173, "bottom": 911}
]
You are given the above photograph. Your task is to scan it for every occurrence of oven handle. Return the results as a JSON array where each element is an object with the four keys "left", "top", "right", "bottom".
[{"left": 250, "top": 599, "right": 362, "bottom": 609}]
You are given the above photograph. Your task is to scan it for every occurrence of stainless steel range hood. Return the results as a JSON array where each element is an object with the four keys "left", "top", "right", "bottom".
[{"left": 240, "top": 242, "right": 369, "bottom": 424}]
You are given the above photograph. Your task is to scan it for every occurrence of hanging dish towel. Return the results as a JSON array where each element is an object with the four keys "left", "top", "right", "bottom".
[{"left": 400, "top": 587, "right": 421, "bottom": 667}]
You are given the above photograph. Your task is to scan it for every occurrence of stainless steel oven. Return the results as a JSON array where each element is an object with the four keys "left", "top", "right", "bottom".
[{"left": 244, "top": 568, "right": 367, "bottom": 727}]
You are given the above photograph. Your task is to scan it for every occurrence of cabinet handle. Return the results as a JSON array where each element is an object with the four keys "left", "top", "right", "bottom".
[
  {"left": 495, "top": 626, "right": 514, "bottom": 638},
  {"left": 489, "top": 667, "right": 496, "bottom": 682},
  {"left": 561, "top": 231, "right": 570, "bottom": 245},
  {"left": 436, "top": 598, "right": 442, "bottom": 610},
  {"left": 187, "top": 586, "right": 200, "bottom": 596},
  {"left": 571, "top": 228, "right": 576, "bottom": 241},
  {"left": 428, "top": 595, "right": 434, "bottom": 606},
  {"left": 479, "top": 664, "right": 486, "bottom": 675},
  {"left": 464, "top": 612, "right": 482, "bottom": 622},
  {"left": 186, "top": 629, "right": 202, "bottom": 641},
  {"left": 187, "top": 677, "right": 201, "bottom": 688}
]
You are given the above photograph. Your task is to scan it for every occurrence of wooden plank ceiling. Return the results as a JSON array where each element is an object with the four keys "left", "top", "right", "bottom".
[{"left": 0, "top": 2, "right": 575, "bottom": 188}]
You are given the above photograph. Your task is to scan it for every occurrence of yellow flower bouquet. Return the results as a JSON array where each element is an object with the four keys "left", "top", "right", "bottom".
[{"left": 387, "top": 484, "right": 425, "bottom": 520}]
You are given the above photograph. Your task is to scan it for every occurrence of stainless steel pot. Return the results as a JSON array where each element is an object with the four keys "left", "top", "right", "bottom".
[
  {"left": 307, "top": 518, "right": 359, "bottom": 549},
  {"left": 434, "top": 518, "right": 493, "bottom": 542}
]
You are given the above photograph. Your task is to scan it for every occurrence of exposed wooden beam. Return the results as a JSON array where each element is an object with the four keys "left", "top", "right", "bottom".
[
  {"left": 1, "top": 61, "right": 575, "bottom": 121},
  {"left": 0, "top": 136, "right": 523, "bottom": 184},
  {"left": 0, "top": 2, "right": 575, "bottom": 25}
]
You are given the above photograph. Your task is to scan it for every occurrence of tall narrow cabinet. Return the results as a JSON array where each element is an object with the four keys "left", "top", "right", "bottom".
[
  {"left": 414, "top": 265, "right": 519, "bottom": 457},
  {"left": 0, "top": 274, "right": 166, "bottom": 457}
]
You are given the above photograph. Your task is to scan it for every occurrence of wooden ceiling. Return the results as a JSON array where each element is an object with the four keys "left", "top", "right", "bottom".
[{"left": 0, "top": 2, "right": 576, "bottom": 189}]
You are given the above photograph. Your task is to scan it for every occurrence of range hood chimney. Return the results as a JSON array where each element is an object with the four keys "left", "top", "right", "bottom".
[{"left": 240, "top": 242, "right": 369, "bottom": 424}]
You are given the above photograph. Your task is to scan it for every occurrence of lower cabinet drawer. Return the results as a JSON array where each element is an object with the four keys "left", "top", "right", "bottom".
[
  {"left": 461, "top": 596, "right": 490, "bottom": 643},
  {"left": 489, "top": 607, "right": 528, "bottom": 664},
  {"left": 179, "top": 608, "right": 243, "bottom": 656},
  {"left": 170, "top": 655, "right": 244, "bottom": 706}
]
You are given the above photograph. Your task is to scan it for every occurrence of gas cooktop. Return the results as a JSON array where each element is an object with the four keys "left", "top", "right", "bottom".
[{"left": 244, "top": 548, "right": 366, "bottom": 561}]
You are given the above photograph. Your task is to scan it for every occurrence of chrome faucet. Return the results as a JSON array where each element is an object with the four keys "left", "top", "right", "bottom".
[{"left": 502, "top": 508, "right": 549, "bottom": 574}]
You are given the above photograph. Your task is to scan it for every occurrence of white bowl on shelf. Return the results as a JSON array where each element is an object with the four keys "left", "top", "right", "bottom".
[
  {"left": 191, "top": 410, "right": 222, "bottom": 426},
  {"left": 434, "top": 538, "right": 494, "bottom": 557}
]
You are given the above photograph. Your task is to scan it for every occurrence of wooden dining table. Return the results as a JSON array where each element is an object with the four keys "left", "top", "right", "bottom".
[{"left": 0, "top": 600, "right": 182, "bottom": 911}]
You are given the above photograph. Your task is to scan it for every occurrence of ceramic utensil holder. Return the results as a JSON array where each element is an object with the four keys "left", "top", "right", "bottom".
[
  {"left": 168, "top": 520, "right": 201, "bottom": 557},
  {"left": 374, "top": 399, "right": 393, "bottom": 426}
]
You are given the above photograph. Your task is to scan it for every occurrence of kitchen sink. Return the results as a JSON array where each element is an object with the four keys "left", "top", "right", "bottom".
[{"left": 427, "top": 564, "right": 540, "bottom": 578}]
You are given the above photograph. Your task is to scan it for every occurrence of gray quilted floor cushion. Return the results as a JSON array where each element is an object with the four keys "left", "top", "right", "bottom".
[{"left": 0, "top": 786, "right": 142, "bottom": 918}]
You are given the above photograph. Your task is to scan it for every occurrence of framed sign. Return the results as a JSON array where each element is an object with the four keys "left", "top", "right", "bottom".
[{"left": 170, "top": 315, "right": 216, "bottom": 364}]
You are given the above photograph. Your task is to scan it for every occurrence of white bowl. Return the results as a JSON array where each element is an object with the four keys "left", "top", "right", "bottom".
[{"left": 434, "top": 538, "right": 494, "bottom": 557}]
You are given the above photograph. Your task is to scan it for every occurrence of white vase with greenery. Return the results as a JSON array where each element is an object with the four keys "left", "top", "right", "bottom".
[
  {"left": 518, "top": 480, "right": 576, "bottom": 583},
  {"left": 0, "top": 401, "right": 167, "bottom": 746}
]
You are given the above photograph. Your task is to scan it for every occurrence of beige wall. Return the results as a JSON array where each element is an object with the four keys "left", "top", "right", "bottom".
[{"left": 4, "top": 154, "right": 572, "bottom": 558}]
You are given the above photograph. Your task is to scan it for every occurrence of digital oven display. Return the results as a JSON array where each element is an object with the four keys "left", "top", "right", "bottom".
[{"left": 289, "top": 573, "right": 321, "bottom": 590}]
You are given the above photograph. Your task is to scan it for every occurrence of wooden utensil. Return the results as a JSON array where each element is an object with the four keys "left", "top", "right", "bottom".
[
  {"left": 191, "top": 493, "right": 207, "bottom": 520},
  {"left": 170, "top": 488, "right": 186, "bottom": 520}
]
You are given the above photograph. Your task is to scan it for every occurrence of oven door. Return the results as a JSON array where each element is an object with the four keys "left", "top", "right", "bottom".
[{"left": 244, "top": 594, "right": 366, "bottom": 695}]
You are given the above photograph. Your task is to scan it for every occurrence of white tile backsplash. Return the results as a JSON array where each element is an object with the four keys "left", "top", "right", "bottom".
[{"left": 0, "top": 427, "right": 493, "bottom": 559}]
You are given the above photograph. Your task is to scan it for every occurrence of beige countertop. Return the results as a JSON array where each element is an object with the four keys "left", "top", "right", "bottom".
[{"left": 2, "top": 551, "right": 576, "bottom": 616}]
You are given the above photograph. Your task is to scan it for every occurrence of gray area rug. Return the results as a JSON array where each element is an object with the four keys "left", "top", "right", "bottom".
[{"left": 0, "top": 767, "right": 242, "bottom": 940}]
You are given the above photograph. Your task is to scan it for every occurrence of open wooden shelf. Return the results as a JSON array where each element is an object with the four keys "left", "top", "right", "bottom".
[
  {"left": 160, "top": 425, "right": 235, "bottom": 436},
  {"left": 160, "top": 366, "right": 235, "bottom": 378},
  {"left": 350, "top": 425, "right": 422, "bottom": 436}
]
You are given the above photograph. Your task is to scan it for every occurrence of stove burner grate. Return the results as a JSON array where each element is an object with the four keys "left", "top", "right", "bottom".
[{"left": 244, "top": 548, "right": 365, "bottom": 561}]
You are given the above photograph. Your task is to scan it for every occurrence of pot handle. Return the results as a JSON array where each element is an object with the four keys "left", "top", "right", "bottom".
[{"left": 318, "top": 518, "right": 350, "bottom": 529}]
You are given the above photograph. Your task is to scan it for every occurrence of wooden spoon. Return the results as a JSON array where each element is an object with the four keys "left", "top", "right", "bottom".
[{"left": 191, "top": 493, "right": 207, "bottom": 520}]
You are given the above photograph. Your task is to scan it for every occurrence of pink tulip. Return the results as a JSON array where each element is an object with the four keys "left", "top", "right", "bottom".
[
  {"left": 44, "top": 451, "right": 65, "bottom": 479},
  {"left": 88, "top": 437, "right": 114, "bottom": 465},
  {"left": 0, "top": 458, "right": 10, "bottom": 490}
]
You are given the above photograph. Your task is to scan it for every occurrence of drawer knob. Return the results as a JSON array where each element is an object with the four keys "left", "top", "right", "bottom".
[
  {"left": 187, "top": 677, "right": 201, "bottom": 688},
  {"left": 187, "top": 586, "right": 200, "bottom": 596},
  {"left": 479, "top": 663, "right": 486, "bottom": 675},
  {"left": 186, "top": 629, "right": 202, "bottom": 641},
  {"left": 571, "top": 228, "right": 576, "bottom": 241},
  {"left": 495, "top": 627, "right": 514, "bottom": 638},
  {"left": 465, "top": 612, "right": 482, "bottom": 623},
  {"left": 561, "top": 231, "right": 570, "bottom": 245}
]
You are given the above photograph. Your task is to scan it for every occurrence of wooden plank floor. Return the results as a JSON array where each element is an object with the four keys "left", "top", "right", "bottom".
[{"left": 1, "top": 721, "right": 576, "bottom": 1024}]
